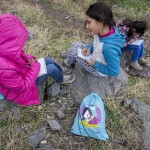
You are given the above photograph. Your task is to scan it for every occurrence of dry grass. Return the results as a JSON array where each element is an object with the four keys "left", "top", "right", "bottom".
[{"left": 0, "top": 0, "right": 150, "bottom": 149}]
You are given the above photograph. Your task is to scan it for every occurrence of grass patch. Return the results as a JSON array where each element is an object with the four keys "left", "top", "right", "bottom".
[{"left": 0, "top": 0, "right": 149, "bottom": 149}]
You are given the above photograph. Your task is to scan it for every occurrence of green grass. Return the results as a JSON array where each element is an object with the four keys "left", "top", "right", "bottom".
[{"left": 0, "top": 0, "right": 150, "bottom": 149}]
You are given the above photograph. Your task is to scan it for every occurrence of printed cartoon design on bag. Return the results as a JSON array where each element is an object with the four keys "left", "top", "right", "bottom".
[{"left": 79, "top": 104, "right": 101, "bottom": 128}]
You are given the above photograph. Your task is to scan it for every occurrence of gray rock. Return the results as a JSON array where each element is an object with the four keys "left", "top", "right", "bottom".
[
  {"left": 71, "top": 62, "right": 128, "bottom": 103},
  {"left": 123, "top": 99, "right": 133, "bottom": 107},
  {"left": 11, "top": 107, "right": 21, "bottom": 120},
  {"left": 27, "top": 30, "right": 36, "bottom": 40},
  {"left": 132, "top": 98, "right": 146, "bottom": 107},
  {"left": 142, "top": 123, "right": 150, "bottom": 149},
  {"left": 121, "top": 49, "right": 150, "bottom": 78},
  {"left": 46, "top": 82, "right": 60, "bottom": 98},
  {"left": 131, "top": 98, "right": 150, "bottom": 148},
  {"left": 56, "top": 110, "right": 65, "bottom": 120},
  {"left": 61, "top": 103, "right": 67, "bottom": 111},
  {"left": 0, "top": 99, "right": 17, "bottom": 111},
  {"left": 0, "top": 113, "right": 7, "bottom": 120},
  {"left": 27, "top": 127, "right": 47, "bottom": 149},
  {"left": 120, "top": 49, "right": 133, "bottom": 70},
  {"left": 47, "top": 119, "right": 61, "bottom": 131},
  {"left": 45, "top": 133, "right": 51, "bottom": 140},
  {"left": 60, "top": 86, "right": 68, "bottom": 96}
]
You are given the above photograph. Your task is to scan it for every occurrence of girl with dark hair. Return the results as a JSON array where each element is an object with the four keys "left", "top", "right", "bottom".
[
  {"left": 63, "top": 1, "right": 125, "bottom": 77},
  {"left": 117, "top": 18, "right": 149, "bottom": 70}
]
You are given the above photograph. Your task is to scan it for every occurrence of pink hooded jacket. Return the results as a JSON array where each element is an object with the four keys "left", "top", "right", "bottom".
[{"left": 0, "top": 14, "right": 40, "bottom": 106}]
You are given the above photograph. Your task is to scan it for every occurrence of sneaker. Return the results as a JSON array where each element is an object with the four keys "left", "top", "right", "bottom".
[
  {"left": 63, "top": 74, "right": 76, "bottom": 84},
  {"left": 130, "top": 61, "right": 143, "bottom": 70},
  {"left": 60, "top": 52, "right": 67, "bottom": 59},
  {"left": 139, "top": 58, "right": 150, "bottom": 66},
  {"left": 62, "top": 66, "right": 72, "bottom": 75},
  {"left": 62, "top": 59, "right": 76, "bottom": 68},
  {"left": 62, "top": 59, "right": 71, "bottom": 67}
]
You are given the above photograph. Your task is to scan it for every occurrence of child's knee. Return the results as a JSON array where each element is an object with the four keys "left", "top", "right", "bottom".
[{"left": 47, "top": 64, "right": 59, "bottom": 74}]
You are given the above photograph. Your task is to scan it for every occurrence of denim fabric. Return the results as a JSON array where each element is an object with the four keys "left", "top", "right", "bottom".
[
  {"left": 36, "top": 57, "right": 63, "bottom": 85},
  {"left": 122, "top": 42, "right": 144, "bottom": 62}
]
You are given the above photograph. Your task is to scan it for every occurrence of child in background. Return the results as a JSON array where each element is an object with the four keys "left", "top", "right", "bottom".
[
  {"left": 0, "top": 14, "right": 75, "bottom": 106},
  {"left": 63, "top": 1, "right": 125, "bottom": 77},
  {"left": 117, "top": 18, "right": 149, "bottom": 70}
]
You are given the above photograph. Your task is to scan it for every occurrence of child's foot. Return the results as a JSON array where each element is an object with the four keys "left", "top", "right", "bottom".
[
  {"left": 62, "top": 66, "right": 72, "bottom": 75},
  {"left": 62, "top": 74, "right": 76, "bottom": 84},
  {"left": 60, "top": 52, "right": 67, "bottom": 59},
  {"left": 62, "top": 59, "right": 75, "bottom": 68},
  {"left": 62, "top": 59, "right": 70, "bottom": 67},
  {"left": 138, "top": 58, "right": 150, "bottom": 66},
  {"left": 130, "top": 61, "right": 143, "bottom": 70}
]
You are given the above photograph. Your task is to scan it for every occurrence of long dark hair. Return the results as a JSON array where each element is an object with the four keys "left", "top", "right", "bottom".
[
  {"left": 86, "top": 1, "right": 116, "bottom": 27},
  {"left": 123, "top": 18, "right": 148, "bottom": 37}
]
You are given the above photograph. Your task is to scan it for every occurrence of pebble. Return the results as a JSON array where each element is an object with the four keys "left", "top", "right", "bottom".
[{"left": 40, "top": 140, "right": 48, "bottom": 144}]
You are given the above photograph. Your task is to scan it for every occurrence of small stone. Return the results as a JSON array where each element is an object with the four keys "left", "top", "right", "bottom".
[
  {"left": 0, "top": 114, "right": 7, "bottom": 120},
  {"left": 27, "top": 29, "right": 36, "bottom": 40},
  {"left": 40, "top": 140, "right": 47, "bottom": 144},
  {"left": 45, "top": 133, "right": 51, "bottom": 140},
  {"left": 124, "top": 99, "right": 133, "bottom": 107},
  {"left": 58, "top": 100, "right": 62, "bottom": 103},
  {"left": 38, "top": 105, "right": 43, "bottom": 111},
  {"left": 65, "top": 15, "right": 70, "bottom": 20},
  {"left": 60, "top": 86, "right": 68, "bottom": 96},
  {"left": 56, "top": 110, "right": 65, "bottom": 120},
  {"left": 47, "top": 119, "right": 61, "bottom": 131},
  {"left": 11, "top": 107, "right": 21, "bottom": 120},
  {"left": 27, "top": 127, "right": 46, "bottom": 149},
  {"left": 46, "top": 115, "right": 51, "bottom": 119},
  {"left": 61, "top": 104, "right": 66, "bottom": 111}
]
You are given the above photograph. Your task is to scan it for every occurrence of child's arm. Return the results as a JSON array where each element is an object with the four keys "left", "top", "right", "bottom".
[
  {"left": 92, "top": 44, "right": 121, "bottom": 76},
  {"left": 0, "top": 61, "right": 40, "bottom": 93},
  {"left": 21, "top": 50, "right": 36, "bottom": 63}
]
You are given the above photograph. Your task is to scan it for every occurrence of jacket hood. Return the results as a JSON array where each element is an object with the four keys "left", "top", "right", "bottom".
[
  {"left": 0, "top": 14, "right": 28, "bottom": 66},
  {"left": 100, "top": 26, "right": 126, "bottom": 48}
]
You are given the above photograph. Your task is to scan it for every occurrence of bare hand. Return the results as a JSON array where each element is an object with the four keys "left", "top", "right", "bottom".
[
  {"left": 82, "top": 48, "right": 90, "bottom": 56},
  {"left": 131, "top": 38, "right": 137, "bottom": 43},
  {"left": 87, "top": 58, "right": 95, "bottom": 66},
  {"left": 28, "top": 58, "right": 35, "bottom": 64}
]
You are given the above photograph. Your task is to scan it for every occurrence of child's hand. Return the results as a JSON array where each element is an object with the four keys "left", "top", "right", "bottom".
[
  {"left": 87, "top": 58, "right": 95, "bottom": 66},
  {"left": 82, "top": 48, "right": 90, "bottom": 56},
  {"left": 131, "top": 38, "right": 137, "bottom": 43},
  {"left": 28, "top": 58, "right": 36, "bottom": 64}
]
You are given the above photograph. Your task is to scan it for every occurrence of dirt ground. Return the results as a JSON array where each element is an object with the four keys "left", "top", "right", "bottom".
[{"left": 0, "top": 0, "right": 150, "bottom": 150}]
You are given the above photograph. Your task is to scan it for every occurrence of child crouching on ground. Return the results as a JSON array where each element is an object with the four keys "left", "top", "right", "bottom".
[{"left": 0, "top": 14, "right": 75, "bottom": 106}]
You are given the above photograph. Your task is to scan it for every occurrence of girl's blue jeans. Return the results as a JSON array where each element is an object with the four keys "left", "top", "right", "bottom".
[
  {"left": 122, "top": 42, "right": 144, "bottom": 62},
  {"left": 36, "top": 57, "right": 63, "bottom": 85}
]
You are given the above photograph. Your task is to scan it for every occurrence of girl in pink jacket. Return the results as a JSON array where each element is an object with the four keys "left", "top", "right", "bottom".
[{"left": 0, "top": 14, "right": 74, "bottom": 106}]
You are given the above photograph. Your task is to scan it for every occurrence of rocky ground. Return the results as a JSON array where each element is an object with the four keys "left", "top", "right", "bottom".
[{"left": 0, "top": 0, "right": 150, "bottom": 150}]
